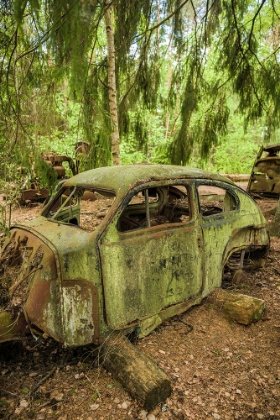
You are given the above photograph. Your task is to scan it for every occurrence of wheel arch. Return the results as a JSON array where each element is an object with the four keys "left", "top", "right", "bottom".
[{"left": 222, "top": 225, "right": 269, "bottom": 272}]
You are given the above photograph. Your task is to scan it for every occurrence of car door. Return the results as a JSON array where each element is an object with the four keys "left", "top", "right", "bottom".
[{"left": 98, "top": 181, "right": 203, "bottom": 330}]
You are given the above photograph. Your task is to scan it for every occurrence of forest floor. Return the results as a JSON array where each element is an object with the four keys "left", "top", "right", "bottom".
[{"left": 0, "top": 192, "right": 280, "bottom": 420}]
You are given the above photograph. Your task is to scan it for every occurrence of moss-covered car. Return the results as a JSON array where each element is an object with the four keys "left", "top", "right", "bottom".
[{"left": 0, "top": 165, "right": 269, "bottom": 346}]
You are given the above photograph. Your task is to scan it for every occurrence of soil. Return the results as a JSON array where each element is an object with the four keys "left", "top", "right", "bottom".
[{"left": 0, "top": 194, "right": 280, "bottom": 420}]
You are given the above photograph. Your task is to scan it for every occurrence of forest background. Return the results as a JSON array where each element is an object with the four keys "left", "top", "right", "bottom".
[{"left": 0, "top": 0, "right": 280, "bottom": 191}]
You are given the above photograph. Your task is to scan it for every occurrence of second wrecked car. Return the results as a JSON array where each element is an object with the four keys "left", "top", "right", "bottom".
[{"left": 247, "top": 144, "right": 280, "bottom": 197}]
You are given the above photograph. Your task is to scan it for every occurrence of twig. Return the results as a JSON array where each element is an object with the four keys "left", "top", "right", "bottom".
[
  {"left": 30, "top": 366, "right": 56, "bottom": 395},
  {"left": 0, "top": 388, "right": 17, "bottom": 397}
]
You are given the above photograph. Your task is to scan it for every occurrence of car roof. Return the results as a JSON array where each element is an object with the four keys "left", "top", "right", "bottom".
[{"left": 63, "top": 164, "right": 234, "bottom": 193}]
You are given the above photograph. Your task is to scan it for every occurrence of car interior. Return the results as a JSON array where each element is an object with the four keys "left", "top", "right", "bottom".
[{"left": 118, "top": 185, "right": 191, "bottom": 232}]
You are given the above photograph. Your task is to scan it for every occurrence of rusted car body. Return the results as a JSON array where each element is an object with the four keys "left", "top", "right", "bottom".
[
  {"left": 17, "top": 145, "right": 91, "bottom": 205},
  {"left": 0, "top": 165, "right": 269, "bottom": 346},
  {"left": 42, "top": 152, "right": 77, "bottom": 179},
  {"left": 247, "top": 144, "right": 280, "bottom": 197},
  {"left": 19, "top": 183, "right": 49, "bottom": 205}
]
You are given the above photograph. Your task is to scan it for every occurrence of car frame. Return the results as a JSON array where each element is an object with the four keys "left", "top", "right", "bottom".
[
  {"left": 247, "top": 144, "right": 280, "bottom": 197},
  {"left": 0, "top": 164, "right": 269, "bottom": 346}
]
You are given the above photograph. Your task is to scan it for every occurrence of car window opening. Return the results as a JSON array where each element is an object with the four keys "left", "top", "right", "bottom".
[
  {"left": 45, "top": 187, "right": 116, "bottom": 232},
  {"left": 50, "top": 186, "right": 78, "bottom": 220},
  {"left": 119, "top": 185, "right": 191, "bottom": 232},
  {"left": 197, "top": 185, "right": 237, "bottom": 216}
]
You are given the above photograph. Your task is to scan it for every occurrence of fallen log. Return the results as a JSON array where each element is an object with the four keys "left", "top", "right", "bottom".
[
  {"left": 221, "top": 174, "right": 250, "bottom": 182},
  {"left": 209, "top": 288, "right": 265, "bottom": 325},
  {"left": 101, "top": 334, "right": 172, "bottom": 411}
]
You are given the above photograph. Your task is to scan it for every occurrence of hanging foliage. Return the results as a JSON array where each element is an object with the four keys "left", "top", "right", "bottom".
[{"left": 0, "top": 0, "right": 280, "bottom": 179}]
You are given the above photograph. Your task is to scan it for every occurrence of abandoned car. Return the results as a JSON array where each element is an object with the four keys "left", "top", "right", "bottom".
[
  {"left": 0, "top": 165, "right": 269, "bottom": 346},
  {"left": 247, "top": 144, "right": 280, "bottom": 197}
]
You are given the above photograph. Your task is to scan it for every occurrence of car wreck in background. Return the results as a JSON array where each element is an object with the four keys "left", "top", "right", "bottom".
[
  {"left": 0, "top": 165, "right": 269, "bottom": 347},
  {"left": 247, "top": 144, "right": 280, "bottom": 198},
  {"left": 14, "top": 142, "right": 91, "bottom": 205},
  {"left": 17, "top": 153, "right": 77, "bottom": 205}
]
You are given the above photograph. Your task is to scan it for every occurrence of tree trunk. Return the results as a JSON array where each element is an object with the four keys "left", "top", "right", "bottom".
[
  {"left": 165, "top": 58, "right": 172, "bottom": 139},
  {"left": 208, "top": 288, "right": 265, "bottom": 325},
  {"left": 101, "top": 335, "right": 172, "bottom": 411},
  {"left": 104, "top": 0, "right": 120, "bottom": 165},
  {"left": 268, "top": 196, "right": 280, "bottom": 237}
]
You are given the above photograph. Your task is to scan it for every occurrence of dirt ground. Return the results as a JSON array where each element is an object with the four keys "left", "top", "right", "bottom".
[{"left": 0, "top": 193, "right": 280, "bottom": 420}]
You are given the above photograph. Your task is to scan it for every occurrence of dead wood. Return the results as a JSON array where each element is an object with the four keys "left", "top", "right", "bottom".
[{"left": 101, "top": 334, "right": 172, "bottom": 411}]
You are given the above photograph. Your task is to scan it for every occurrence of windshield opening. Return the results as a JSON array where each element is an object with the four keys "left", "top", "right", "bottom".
[{"left": 44, "top": 187, "right": 116, "bottom": 232}]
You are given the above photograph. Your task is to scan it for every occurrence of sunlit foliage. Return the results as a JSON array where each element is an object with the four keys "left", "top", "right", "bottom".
[{"left": 0, "top": 0, "right": 279, "bottom": 183}]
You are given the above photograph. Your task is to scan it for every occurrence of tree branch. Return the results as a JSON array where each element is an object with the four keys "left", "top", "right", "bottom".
[{"left": 138, "top": 0, "right": 190, "bottom": 37}]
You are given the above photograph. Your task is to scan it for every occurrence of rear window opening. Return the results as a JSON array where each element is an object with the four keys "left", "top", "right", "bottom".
[{"left": 197, "top": 185, "right": 237, "bottom": 216}]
